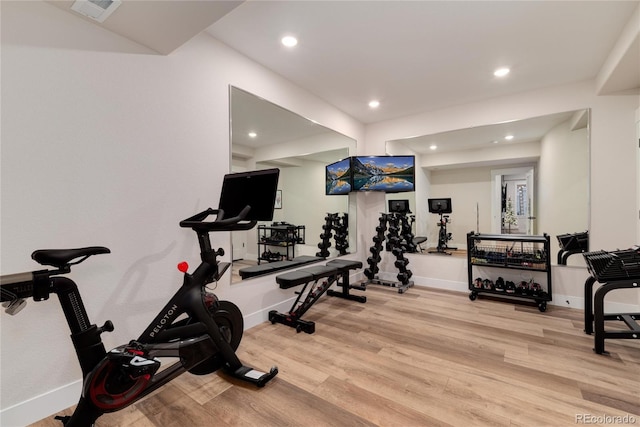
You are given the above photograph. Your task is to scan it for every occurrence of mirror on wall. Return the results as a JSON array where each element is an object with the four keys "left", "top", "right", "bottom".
[
  {"left": 230, "top": 86, "right": 357, "bottom": 282},
  {"left": 386, "top": 109, "right": 590, "bottom": 265}
]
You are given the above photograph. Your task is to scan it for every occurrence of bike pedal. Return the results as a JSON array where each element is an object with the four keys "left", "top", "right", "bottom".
[{"left": 107, "top": 346, "right": 161, "bottom": 379}]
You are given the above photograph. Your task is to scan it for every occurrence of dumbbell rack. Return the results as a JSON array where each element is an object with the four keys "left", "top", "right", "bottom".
[
  {"left": 333, "top": 213, "right": 349, "bottom": 255},
  {"left": 583, "top": 248, "right": 640, "bottom": 354},
  {"left": 556, "top": 230, "right": 589, "bottom": 265},
  {"left": 316, "top": 213, "right": 349, "bottom": 258},
  {"left": 364, "top": 213, "right": 414, "bottom": 293},
  {"left": 316, "top": 213, "right": 335, "bottom": 258}
]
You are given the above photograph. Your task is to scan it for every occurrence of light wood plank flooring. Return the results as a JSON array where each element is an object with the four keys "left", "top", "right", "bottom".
[{"left": 30, "top": 285, "right": 639, "bottom": 426}]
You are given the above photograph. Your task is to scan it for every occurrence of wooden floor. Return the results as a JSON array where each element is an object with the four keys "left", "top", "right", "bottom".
[{"left": 31, "top": 285, "right": 639, "bottom": 427}]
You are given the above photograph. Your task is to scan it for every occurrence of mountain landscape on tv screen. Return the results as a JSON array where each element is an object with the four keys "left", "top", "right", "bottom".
[
  {"left": 351, "top": 157, "right": 414, "bottom": 178},
  {"left": 327, "top": 166, "right": 351, "bottom": 181},
  {"left": 351, "top": 157, "right": 414, "bottom": 192},
  {"left": 326, "top": 160, "right": 352, "bottom": 195}
]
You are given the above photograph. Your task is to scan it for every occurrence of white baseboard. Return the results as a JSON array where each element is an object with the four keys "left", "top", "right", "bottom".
[{"left": 0, "top": 381, "right": 81, "bottom": 427}]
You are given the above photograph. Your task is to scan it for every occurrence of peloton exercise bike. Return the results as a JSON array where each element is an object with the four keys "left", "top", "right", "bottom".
[
  {"left": 427, "top": 197, "right": 456, "bottom": 255},
  {"left": 0, "top": 168, "right": 281, "bottom": 427}
]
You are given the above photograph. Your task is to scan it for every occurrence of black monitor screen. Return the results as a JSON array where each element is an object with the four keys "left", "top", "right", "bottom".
[
  {"left": 388, "top": 199, "right": 410, "bottom": 213},
  {"left": 219, "top": 168, "right": 280, "bottom": 221},
  {"left": 428, "top": 198, "right": 452, "bottom": 214}
]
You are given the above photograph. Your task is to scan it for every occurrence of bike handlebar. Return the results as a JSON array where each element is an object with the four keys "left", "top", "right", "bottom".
[{"left": 179, "top": 206, "right": 257, "bottom": 232}]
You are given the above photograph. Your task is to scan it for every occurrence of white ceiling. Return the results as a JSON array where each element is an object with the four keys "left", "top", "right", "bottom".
[
  {"left": 53, "top": 1, "right": 639, "bottom": 125},
  {"left": 205, "top": 1, "right": 639, "bottom": 123}
]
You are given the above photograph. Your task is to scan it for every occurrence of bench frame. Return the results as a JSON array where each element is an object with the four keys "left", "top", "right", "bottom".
[{"left": 269, "top": 260, "right": 364, "bottom": 334}]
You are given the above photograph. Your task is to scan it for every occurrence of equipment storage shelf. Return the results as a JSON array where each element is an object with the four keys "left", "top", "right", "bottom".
[
  {"left": 467, "top": 232, "right": 552, "bottom": 312},
  {"left": 258, "top": 223, "right": 305, "bottom": 264}
]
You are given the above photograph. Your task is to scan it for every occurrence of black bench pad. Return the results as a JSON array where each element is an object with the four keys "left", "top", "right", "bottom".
[
  {"left": 276, "top": 265, "right": 338, "bottom": 289},
  {"left": 239, "top": 255, "right": 323, "bottom": 279},
  {"left": 326, "top": 259, "right": 363, "bottom": 271}
]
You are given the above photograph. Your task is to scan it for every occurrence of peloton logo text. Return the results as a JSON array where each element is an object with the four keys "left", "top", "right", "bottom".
[{"left": 149, "top": 304, "right": 178, "bottom": 338}]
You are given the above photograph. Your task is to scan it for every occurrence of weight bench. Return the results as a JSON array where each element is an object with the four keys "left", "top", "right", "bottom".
[{"left": 269, "top": 259, "right": 365, "bottom": 333}]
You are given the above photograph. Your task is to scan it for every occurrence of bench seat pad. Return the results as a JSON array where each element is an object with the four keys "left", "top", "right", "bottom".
[
  {"left": 276, "top": 265, "right": 338, "bottom": 289},
  {"left": 239, "top": 255, "right": 324, "bottom": 279},
  {"left": 326, "top": 259, "right": 363, "bottom": 271},
  {"left": 275, "top": 270, "right": 314, "bottom": 289}
]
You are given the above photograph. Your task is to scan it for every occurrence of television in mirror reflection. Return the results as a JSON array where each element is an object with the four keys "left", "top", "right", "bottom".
[{"left": 326, "top": 158, "right": 352, "bottom": 195}]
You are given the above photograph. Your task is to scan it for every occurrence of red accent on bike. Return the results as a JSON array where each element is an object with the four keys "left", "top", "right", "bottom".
[
  {"left": 128, "top": 349, "right": 144, "bottom": 356},
  {"left": 177, "top": 262, "right": 189, "bottom": 273}
]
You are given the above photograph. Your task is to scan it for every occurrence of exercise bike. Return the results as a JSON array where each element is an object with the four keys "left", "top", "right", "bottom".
[
  {"left": 0, "top": 169, "right": 280, "bottom": 426},
  {"left": 428, "top": 213, "right": 458, "bottom": 255},
  {"left": 427, "top": 198, "right": 456, "bottom": 255}
]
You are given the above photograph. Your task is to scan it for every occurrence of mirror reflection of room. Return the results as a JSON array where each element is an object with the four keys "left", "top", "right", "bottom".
[
  {"left": 386, "top": 109, "right": 589, "bottom": 263},
  {"left": 230, "top": 86, "right": 356, "bottom": 282}
]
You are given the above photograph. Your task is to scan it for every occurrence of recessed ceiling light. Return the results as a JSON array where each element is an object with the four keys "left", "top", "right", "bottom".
[
  {"left": 430, "top": 144, "right": 437, "bottom": 150},
  {"left": 368, "top": 100, "right": 380, "bottom": 108},
  {"left": 281, "top": 36, "right": 298, "bottom": 47},
  {"left": 505, "top": 134, "right": 514, "bottom": 140},
  {"left": 494, "top": 67, "right": 510, "bottom": 77},
  {"left": 492, "top": 140, "right": 499, "bottom": 144},
  {"left": 248, "top": 132, "right": 257, "bottom": 138}
]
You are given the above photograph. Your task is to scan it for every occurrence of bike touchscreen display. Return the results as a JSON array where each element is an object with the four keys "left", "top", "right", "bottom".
[{"left": 219, "top": 168, "right": 280, "bottom": 221}]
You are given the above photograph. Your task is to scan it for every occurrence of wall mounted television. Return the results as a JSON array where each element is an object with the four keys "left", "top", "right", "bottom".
[
  {"left": 325, "top": 157, "right": 352, "bottom": 195},
  {"left": 351, "top": 155, "right": 415, "bottom": 193}
]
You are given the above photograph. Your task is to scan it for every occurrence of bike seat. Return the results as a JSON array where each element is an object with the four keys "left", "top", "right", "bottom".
[{"left": 32, "top": 247, "right": 110, "bottom": 268}]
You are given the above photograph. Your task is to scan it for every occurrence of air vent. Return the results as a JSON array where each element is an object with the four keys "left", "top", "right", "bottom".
[{"left": 71, "top": 0, "right": 122, "bottom": 23}]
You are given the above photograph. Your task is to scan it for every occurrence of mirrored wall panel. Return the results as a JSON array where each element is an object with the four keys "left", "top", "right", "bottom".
[
  {"left": 386, "top": 109, "right": 590, "bottom": 264},
  {"left": 230, "top": 86, "right": 357, "bottom": 282}
]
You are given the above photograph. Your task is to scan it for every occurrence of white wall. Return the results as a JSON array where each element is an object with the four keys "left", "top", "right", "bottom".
[{"left": 0, "top": 1, "right": 363, "bottom": 424}]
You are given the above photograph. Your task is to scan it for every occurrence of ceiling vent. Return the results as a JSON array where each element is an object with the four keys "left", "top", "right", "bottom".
[{"left": 71, "top": 0, "right": 122, "bottom": 23}]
